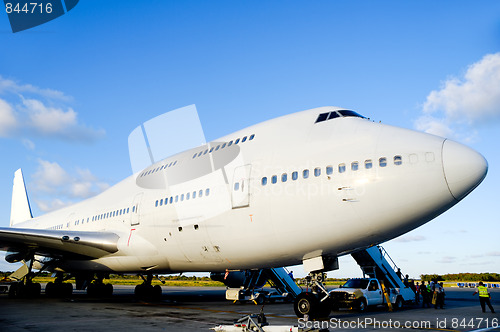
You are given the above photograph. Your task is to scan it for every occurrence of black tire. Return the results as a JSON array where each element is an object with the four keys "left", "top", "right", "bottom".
[
  {"left": 152, "top": 285, "right": 162, "bottom": 301},
  {"left": 357, "top": 298, "right": 368, "bottom": 312},
  {"left": 317, "top": 298, "right": 332, "bottom": 318},
  {"left": 394, "top": 296, "right": 403, "bottom": 310},
  {"left": 294, "top": 292, "right": 319, "bottom": 318},
  {"left": 63, "top": 283, "right": 73, "bottom": 297},
  {"left": 8, "top": 283, "right": 19, "bottom": 298},
  {"left": 255, "top": 294, "right": 265, "bottom": 305},
  {"left": 29, "top": 283, "right": 41, "bottom": 298},
  {"left": 105, "top": 283, "right": 114, "bottom": 297},
  {"left": 45, "top": 282, "right": 55, "bottom": 297}
]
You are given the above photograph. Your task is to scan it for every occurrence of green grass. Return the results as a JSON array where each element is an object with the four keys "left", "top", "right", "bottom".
[{"left": 29, "top": 275, "right": 225, "bottom": 287}]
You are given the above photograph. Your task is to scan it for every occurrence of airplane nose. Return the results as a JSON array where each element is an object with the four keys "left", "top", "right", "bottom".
[{"left": 442, "top": 139, "right": 488, "bottom": 201}]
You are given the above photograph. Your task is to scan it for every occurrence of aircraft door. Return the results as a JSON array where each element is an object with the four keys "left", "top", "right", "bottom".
[
  {"left": 231, "top": 164, "right": 252, "bottom": 209},
  {"left": 130, "top": 192, "right": 144, "bottom": 226}
]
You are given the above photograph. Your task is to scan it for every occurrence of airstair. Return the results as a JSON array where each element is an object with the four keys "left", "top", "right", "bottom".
[
  {"left": 351, "top": 245, "right": 415, "bottom": 301},
  {"left": 225, "top": 267, "right": 302, "bottom": 303}
]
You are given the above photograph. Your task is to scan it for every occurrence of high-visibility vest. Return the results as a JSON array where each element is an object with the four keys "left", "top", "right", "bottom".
[{"left": 478, "top": 286, "right": 489, "bottom": 297}]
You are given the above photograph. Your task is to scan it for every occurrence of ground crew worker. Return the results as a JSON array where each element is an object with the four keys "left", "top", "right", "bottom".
[{"left": 473, "top": 282, "right": 495, "bottom": 313}]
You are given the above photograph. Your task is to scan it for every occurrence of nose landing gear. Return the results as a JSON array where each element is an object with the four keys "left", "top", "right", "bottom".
[{"left": 293, "top": 272, "right": 332, "bottom": 319}]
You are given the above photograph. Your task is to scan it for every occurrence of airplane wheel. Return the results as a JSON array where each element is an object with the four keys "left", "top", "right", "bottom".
[
  {"left": 8, "top": 283, "right": 19, "bottom": 298},
  {"left": 45, "top": 282, "right": 55, "bottom": 297},
  {"left": 317, "top": 298, "right": 332, "bottom": 318},
  {"left": 152, "top": 285, "right": 162, "bottom": 301},
  {"left": 105, "top": 283, "right": 114, "bottom": 297},
  {"left": 134, "top": 284, "right": 144, "bottom": 298},
  {"left": 294, "top": 292, "right": 319, "bottom": 318},
  {"left": 63, "top": 283, "right": 73, "bottom": 297},
  {"left": 27, "top": 282, "right": 41, "bottom": 298}
]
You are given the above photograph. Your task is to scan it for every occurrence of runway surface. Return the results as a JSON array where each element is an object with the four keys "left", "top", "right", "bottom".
[{"left": 0, "top": 285, "right": 499, "bottom": 331}]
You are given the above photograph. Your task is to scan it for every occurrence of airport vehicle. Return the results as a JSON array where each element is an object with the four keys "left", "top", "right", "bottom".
[
  {"left": 0, "top": 105, "right": 488, "bottom": 318},
  {"left": 329, "top": 278, "right": 405, "bottom": 311}
]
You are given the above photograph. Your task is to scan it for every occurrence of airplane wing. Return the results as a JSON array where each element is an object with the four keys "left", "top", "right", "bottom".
[{"left": 0, "top": 227, "right": 120, "bottom": 261}]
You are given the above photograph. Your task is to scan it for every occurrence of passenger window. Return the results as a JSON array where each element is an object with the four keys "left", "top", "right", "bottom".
[
  {"left": 326, "top": 166, "right": 333, "bottom": 175},
  {"left": 303, "top": 169, "right": 309, "bottom": 179},
  {"left": 314, "top": 167, "right": 321, "bottom": 177},
  {"left": 127, "top": 208, "right": 130, "bottom": 213},
  {"left": 271, "top": 175, "right": 277, "bottom": 184},
  {"left": 169, "top": 197, "right": 173, "bottom": 204},
  {"left": 199, "top": 190, "right": 203, "bottom": 197},
  {"left": 209, "top": 147, "right": 214, "bottom": 153},
  {"left": 181, "top": 194, "right": 185, "bottom": 201},
  {"left": 365, "top": 160, "right": 373, "bottom": 169},
  {"left": 281, "top": 173, "right": 287, "bottom": 182},
  {"left": 221, "top": 143, "right": 226, "bottom": 149},
  {"left": 394, "top": 155, "right": 402, "bottom": 165},
  {"left": 242, "top": 136, "right": 247, "bottom": 142},
  {"left": 160, "top": 199, "right": 163, "bottom": 206},
  {"left": 155, "top": 200, "right": 159, "bottom": 207},
  {"left": 205, "top": 188, "right": 210, "bottom": 196},
  {"left": 234, "top": 182, "right": 240, "bottom": 191},
  {"left": 292, "top": 171, "right": 298, "bottom": 180},
  {"left": 215, "top": 145, "right": 220, "bottom": 151},
  {"left": 175, "top": 195, "right": 179, "bottom": 202},
  {"left": 235, "top": 138, "right": 240, "bottom": 144},
  {"left": 338, "top": 164, "right": 346, "bottom": 173},
  {"left": 193, "top": 191, "right": 197, "bottom": 198},
  {"left": 262, "top": 177, "right": 268, "bottom": 186},
  {"left": 228, "top": 141, "right": 233, "bottom": 146},
  {"left": 192, "top": 154, "right": 197, "bottom": 159},
  {"left": 351, "top": 162, "right": 359, "bottom": 171},
  {"left": 379, "top": 157, "right": 387, "bottom": 167},
  {"left": 249, "top": 134, "right": 255, "bottom": 140},
  {"left": 203, "top": 149, "right": 208, "bottom": 155}
]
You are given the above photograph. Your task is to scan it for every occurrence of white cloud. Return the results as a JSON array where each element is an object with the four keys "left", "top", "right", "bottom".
[
  {"left": 436, "top": 256, "right": 457, "bottom": 264},
  {"left": 22, "top": 138, "right": 35, "bottom": 150},
  {"left": 0, "top": 98, "right": 18, "bottom": 136},
  {"left": 415, "top": 52, "right": 500, "bottom": 140},
  {"left": 0, "top": 76, "right": 104, "bottom": 142},
  {"left": 32, "top": 159, "right": 109, "bottom": 212},
  {"left": 393, "top": 235, "right": 426, "bottom": 243},
  {"left": 0, "top": 75, "right": 72, "bottom": 102},
  {"left": 23, "top": 98, "right": 77, "bottom": 134}
]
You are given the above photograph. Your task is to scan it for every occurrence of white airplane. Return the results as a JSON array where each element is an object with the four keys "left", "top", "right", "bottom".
[{"left": 0, "top": 106, "right": 487, "bottom": 316}]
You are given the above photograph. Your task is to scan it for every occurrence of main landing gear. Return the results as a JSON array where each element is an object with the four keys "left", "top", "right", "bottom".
[
  {"left": 8, "top": 256, "right": 43, "bottom": 298},
  {"left": 293, "top": 272, "right": 332, "bottom": 319},
  {"left": 134, "top": 274, "right": 162, "bottom": 301},
  {"left": 45, "top": 272, "right": 73, "bottom": 297},
  {"left": 86, "top": 273, "right": 113, "bottom": 297}
]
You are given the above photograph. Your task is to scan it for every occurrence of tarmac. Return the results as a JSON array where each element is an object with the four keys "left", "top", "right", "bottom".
[{"left": 0, "top": 285, "right": 499, "bottom": 331}]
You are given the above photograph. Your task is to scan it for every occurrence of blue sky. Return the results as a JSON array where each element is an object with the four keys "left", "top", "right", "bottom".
[{"left": 0, "top": 1, "right": 499, "bottom": 278}]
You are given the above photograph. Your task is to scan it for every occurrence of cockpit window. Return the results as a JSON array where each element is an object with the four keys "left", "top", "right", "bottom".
[
  {"left": 315, "top": 113, "right": 329, "bottom": 123},
  {"left": 328, "top": 112, "right": 340, "bottom": 120},
  {"left": 315, "top": 110, "right": 365, "bottom": 124},
  {"left": 338, "top": 110, "right": 366, "bottom": 118}
]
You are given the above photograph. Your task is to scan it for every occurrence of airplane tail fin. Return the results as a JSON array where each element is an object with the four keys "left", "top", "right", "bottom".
[{"left": 10, "top": 169, "right": 33, "bottom": 227}]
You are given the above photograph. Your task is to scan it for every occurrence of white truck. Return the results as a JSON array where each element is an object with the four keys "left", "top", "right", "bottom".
[{"left": 329, "top": 278, "right": 406, "bottom": 311}]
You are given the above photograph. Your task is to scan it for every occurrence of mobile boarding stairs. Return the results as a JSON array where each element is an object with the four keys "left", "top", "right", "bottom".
[{"left": 351, "top": 245, "right": 415, "bottom": 303}]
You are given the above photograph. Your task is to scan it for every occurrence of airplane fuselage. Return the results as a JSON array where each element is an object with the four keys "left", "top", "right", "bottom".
[{"left": 12, "top": 107, "right": 488, "bottom": 274}]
